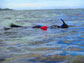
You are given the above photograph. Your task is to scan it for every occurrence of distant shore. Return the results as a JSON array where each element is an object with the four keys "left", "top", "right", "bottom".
[{"left": 0, "top": 8, "right": 13, "bottom": 11}]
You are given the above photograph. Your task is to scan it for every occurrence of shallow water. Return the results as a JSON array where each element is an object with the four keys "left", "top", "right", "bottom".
[{"left": 0, "top": 9, "right": 84, "bottom": 63}]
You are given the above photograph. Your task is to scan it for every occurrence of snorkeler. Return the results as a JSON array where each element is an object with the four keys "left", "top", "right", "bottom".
[{"left": 4, "top": 19, "right": 68, "bottom": 30}]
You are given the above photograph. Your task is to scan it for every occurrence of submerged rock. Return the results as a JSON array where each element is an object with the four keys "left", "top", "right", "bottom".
[
  {"left": 0, "top": 58, "right": 5, "bottom": 62},
  {"left": 68, "top": 55, "right": 84, "bottom": 63},
  {"left": 0, "top": 54, "right": 6, "bottom": 62},
  {"left": 30, "top": 54, "right": 67, "bottom": 62}
]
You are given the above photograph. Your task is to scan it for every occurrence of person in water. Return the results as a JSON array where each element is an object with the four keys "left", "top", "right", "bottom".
[{"left": 4, "top": 19, "right": 68, "bottom": 30}]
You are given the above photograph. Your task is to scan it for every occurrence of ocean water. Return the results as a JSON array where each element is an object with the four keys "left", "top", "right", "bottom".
[{"left": 0, "top": 9, "right": 84, "bottom": 63}]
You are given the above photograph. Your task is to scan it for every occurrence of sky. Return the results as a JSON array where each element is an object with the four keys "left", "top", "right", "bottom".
[{"left": 0, "top": 0, "right": 84, "bottom": 10}]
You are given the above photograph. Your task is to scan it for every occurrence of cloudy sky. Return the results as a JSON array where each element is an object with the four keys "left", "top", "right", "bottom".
[{"left": 0, "top": 0, "right": 84, "bottom": 10}]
